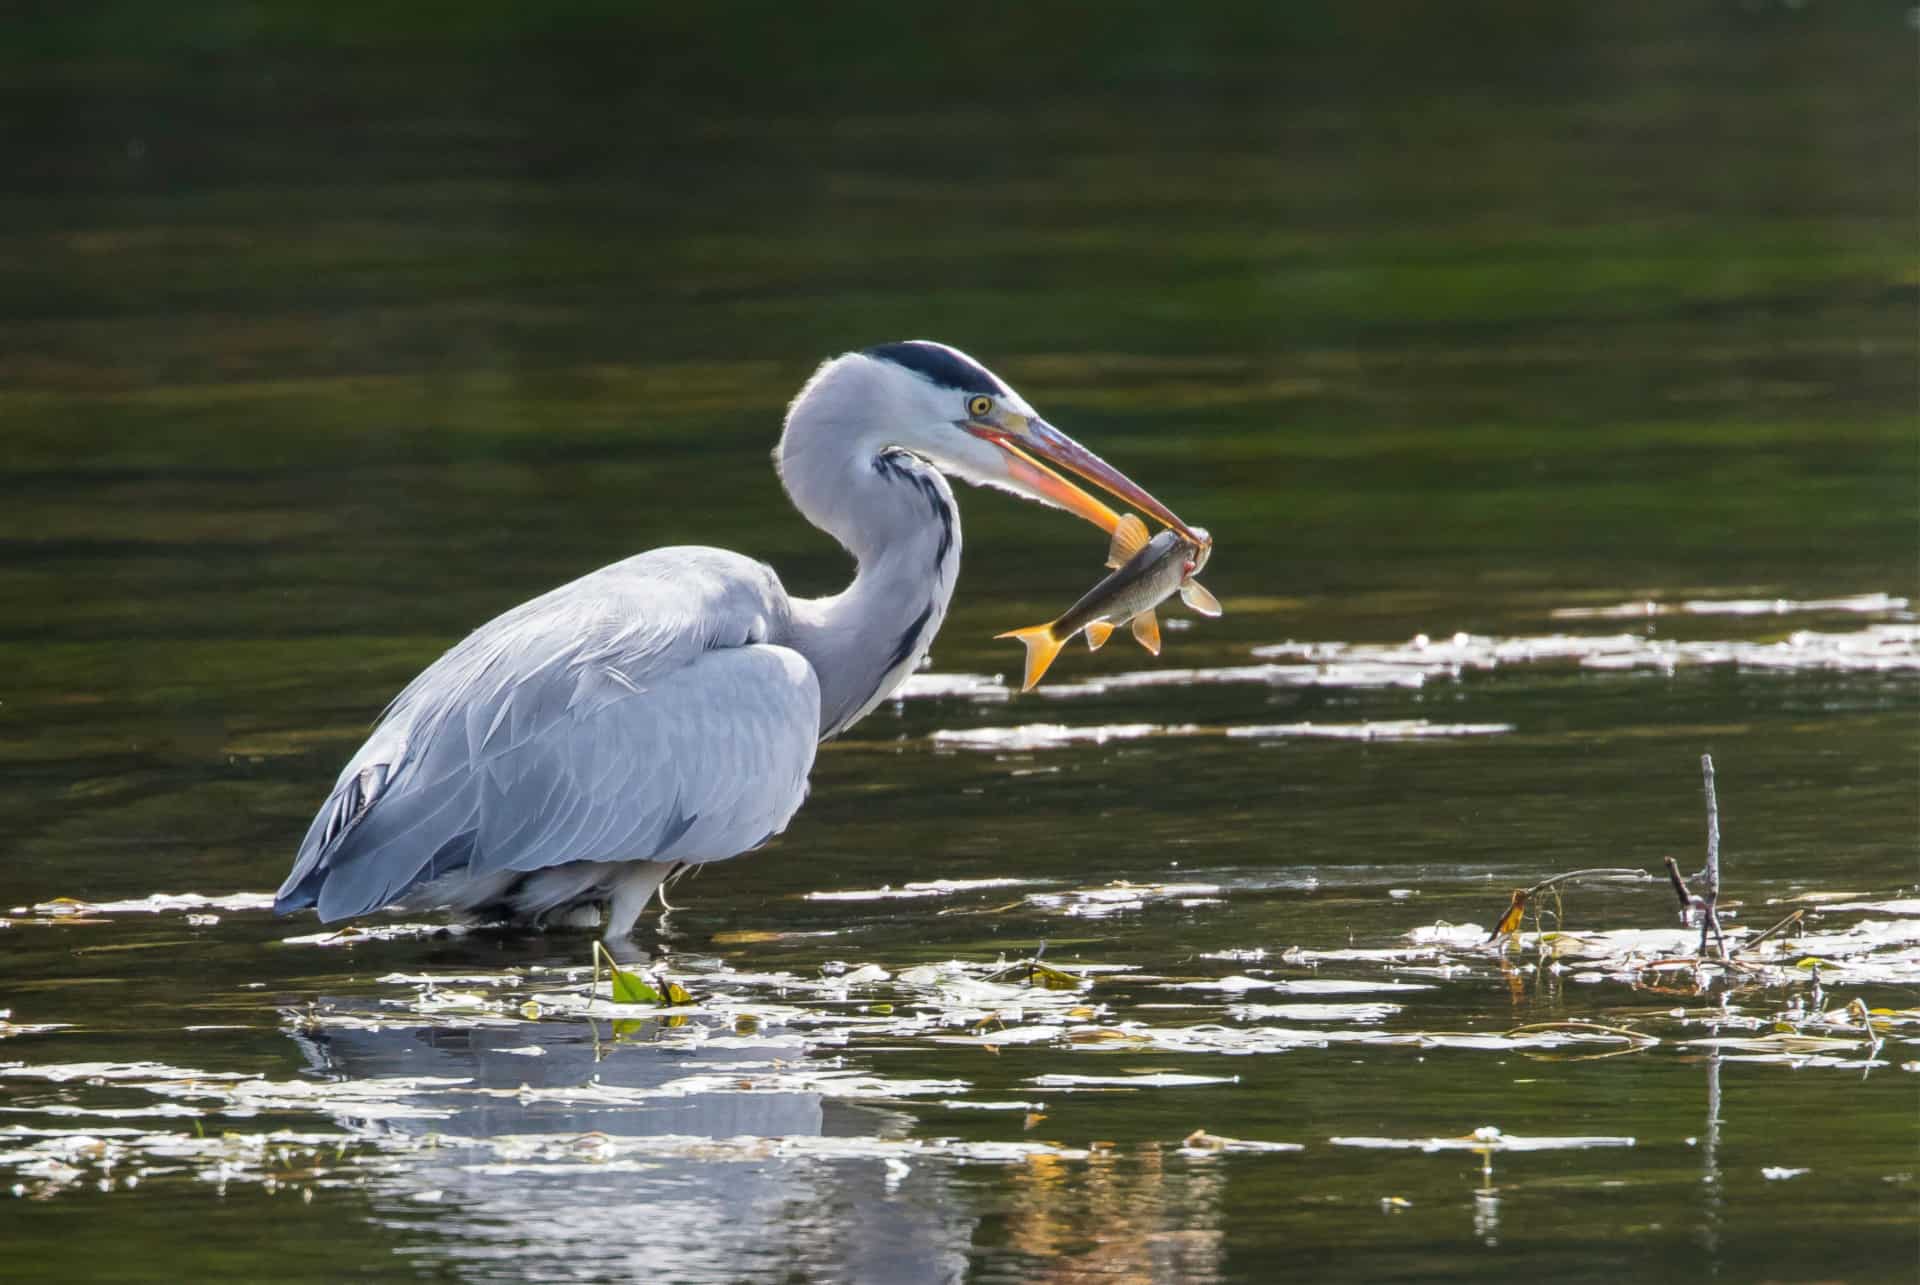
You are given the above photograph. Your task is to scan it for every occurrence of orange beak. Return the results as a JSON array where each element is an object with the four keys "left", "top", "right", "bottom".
[{"left": 966, "top": 416, "right": 1206, "bottom": 548}]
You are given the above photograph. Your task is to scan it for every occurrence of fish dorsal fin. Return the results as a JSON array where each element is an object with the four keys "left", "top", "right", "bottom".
[
  {"left": 1104, "top": 514, "right": 1151, "bottom": 569},
  {"left": 1130, "top": 609, "right": 1162, "bottom": 655},
  {"left": 1179, "top": 579, "right": 1222, "bottom": 617},
  {"left": 1085, "top": 620, "right": 1116, "bottom": 651}
]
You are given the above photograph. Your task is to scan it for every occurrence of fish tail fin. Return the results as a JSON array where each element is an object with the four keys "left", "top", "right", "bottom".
[
  {"left": 1085, "top": 620, "right": 1116, "bottom": 651},
  {"left": 995, "top": 623, "right": 1068, "bottom": 692}
]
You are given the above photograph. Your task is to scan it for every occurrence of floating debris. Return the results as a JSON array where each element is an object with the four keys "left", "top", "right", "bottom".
[
  {"left": 1225, "top": 720, "right": 1512, "bottom": 741},
  {"left": 4, "top": 860, "right": 1916, "bottom": 1217},
  {"left": 805, "top": 878, "right": 1038, "bottom": 902},
  {"left": 281, "top": 922, "right": 467, "bottom": 946},
  {"left": 1179, "top": 1129, "right": 1304, "bottom": 1153},
  {"left": 1225, "top": 1002, "right": 1404, "bottom": 1024},
  {"left": 895, "top": 672, "right": 1013, "bottom": 702},
  {"left": 1024, "top": 882, "right": 1224, "bottom": 918},
  {"left": 931, "top": 723, "right": 1193, "bottom": 750},
  {"left": 1029, "top": 1073, "right": 1238, "bottom": 1090},
  {"left": 1332, "top": 1127, "right": 1635, "bottom": 1152},
  {"left": 18, "top": 892, "right": 275, "bottom": 917},
  {"left": 1037, "top": 662, "right": 1432, "bottom": 696},
  {"left": 1249, "top": 624, "right": 1920, "bottom": 678},
  {"left": 1551, "top": 592, "right": 1907, "bottom": 620},
  {"left": 1817, "top": 899, "right": 1920, "bottom": 917},
  {"left": 1166, "top": 976, "right": 1437, "bottom": 995},
  {"left": 931, "top": 720, "right": 1511, "bottom": 751}
]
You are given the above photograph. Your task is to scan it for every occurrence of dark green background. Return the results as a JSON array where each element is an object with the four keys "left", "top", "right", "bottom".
[{"left": 0, "top": 3, "right": 1913, "bottom": 1281}]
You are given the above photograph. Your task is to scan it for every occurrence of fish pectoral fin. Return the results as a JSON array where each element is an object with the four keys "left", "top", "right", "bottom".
[
  {"left": 1085, "top": 620, "right": 1116, "bottom": 651},
  {"left": 1104, "top": 513, "right": 1151, "bottom": 569},
  {"left": 1179, "top": 579, "right": 1223, "bottom": 617},
  {"left": 995, "top": 624, "right": 1067, "bottom": 692},
  {"left": 1130, "top": 609, "right": 1162, "bottom": 656}
]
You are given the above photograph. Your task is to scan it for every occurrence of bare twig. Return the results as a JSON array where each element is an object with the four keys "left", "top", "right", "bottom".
[
  {"left": 1663, "top": 854, "right": 1718, "bottom": 953},
  {"left": 1663, "top": 856, "right": 1693, "bottom": 915},
  {"left": 1526, "top": 868, "right": 1650, "bottom": 895},
  {"left": 1849, "top": 998, "right": 1883, "bottom": 1059},
  {"left": 1699, "top": 754, "right": 1720, "bottom": 890},
  {"left": 1732, "top": 909, "right": 1805, "bottom": 957},
  {"left": 1695, "top": 755, "right": 1727, "bottom": 958},
  {"left": 1504, "top": 1019, "right": 1659, "bottom": 1046}
]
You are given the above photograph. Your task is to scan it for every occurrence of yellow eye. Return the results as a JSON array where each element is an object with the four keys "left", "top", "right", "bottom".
[{"left": 967, "top": 395, "right": 994, "bottom": 418}]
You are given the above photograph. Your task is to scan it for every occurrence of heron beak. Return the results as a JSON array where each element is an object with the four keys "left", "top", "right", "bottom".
[{"left": 966, "top": 414, "right": 1206, "bottom": 547}]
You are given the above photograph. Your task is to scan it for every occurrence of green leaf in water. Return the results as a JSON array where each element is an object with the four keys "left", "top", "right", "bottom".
[
  {"left": 1027, "top": 961, "right": 1082, "bottom": 991},
  {"left": 593, "top": 940, "right": 663, "bottom": 1004},
  {"left": 612, "top": 967, "right": 663, "bottom": 1005}
]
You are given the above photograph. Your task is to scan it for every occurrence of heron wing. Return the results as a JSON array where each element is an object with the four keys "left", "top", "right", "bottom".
[{"left": 277, "top": 548, "right": 820, "bottom": 922}]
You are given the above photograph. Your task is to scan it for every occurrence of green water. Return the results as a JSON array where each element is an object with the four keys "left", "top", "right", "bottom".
[{"left": 2, "top": 4, "right": 1916, "bottom": 1281}]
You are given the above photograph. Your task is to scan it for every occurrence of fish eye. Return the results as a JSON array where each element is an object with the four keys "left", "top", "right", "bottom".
[{"left": 967, "top": 395, "right": 993, "bottom": 418}]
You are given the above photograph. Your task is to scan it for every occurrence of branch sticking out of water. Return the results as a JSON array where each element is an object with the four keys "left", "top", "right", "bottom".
[
  {"left": 1699, "top": 753, "right": 1721, "bottom": 894},
  {"left": 1696, "top": 754, "right": 1726, "bottom": 957},
  {"left": 1664, "top": 755, "right": 1730, "bottom": 959}
]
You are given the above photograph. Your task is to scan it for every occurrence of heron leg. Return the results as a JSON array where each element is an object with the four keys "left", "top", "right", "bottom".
[{"left": 603, "top": 860, "right": 676, "bottom": 940}]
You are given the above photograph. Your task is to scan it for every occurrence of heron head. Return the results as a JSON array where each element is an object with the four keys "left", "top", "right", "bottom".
[{"left": 849, "top": 340, "right": 1204, "bottom": 546}]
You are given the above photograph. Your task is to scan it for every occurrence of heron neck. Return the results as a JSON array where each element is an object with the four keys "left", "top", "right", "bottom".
[{"left": 779, "top": 419, "right": 960, "bottom": 739}]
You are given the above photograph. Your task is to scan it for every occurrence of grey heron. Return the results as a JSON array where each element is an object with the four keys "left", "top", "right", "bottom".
[{"left": 275, "top": 341, "right": 1201, "bottom": 937}]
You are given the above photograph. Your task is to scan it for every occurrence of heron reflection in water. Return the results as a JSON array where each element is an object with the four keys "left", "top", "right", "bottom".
[{"left": 276, "top": 342, "right": 1201, "bottom": 937}]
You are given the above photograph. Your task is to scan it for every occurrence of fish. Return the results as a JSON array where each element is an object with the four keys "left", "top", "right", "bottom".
[{"left": 997, "top": 514, "right": 1221, "bottom": 691}]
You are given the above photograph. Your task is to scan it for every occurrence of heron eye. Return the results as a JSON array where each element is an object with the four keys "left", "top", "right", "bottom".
[{"left": 967, "top": 395, "right": 993, "bottom": 418}]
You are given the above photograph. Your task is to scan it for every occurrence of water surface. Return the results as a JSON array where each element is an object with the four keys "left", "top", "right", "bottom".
[{"left": 2, "top": 5, "right": 1915, "bottom": 1281}]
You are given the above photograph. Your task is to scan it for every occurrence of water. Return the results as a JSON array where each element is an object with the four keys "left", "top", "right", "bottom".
[{"left": 2, "top": 4, "right": 1915, "bottom": 1280}]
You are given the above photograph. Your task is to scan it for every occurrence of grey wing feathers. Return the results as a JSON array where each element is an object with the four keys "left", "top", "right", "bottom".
[{"left": 276, "top": 548, "right": 820, "bottom": 923}]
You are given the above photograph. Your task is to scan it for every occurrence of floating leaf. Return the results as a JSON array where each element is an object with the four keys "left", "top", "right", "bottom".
[
  {"left": 592, "top": 941, "right": 662, "bottom": 1005},
  {"left": 1027, "top": 962, "right": 1083, "bottom": 991},
  {"left": 610, "top": 968, "right": 661, "bottom": 1005}
]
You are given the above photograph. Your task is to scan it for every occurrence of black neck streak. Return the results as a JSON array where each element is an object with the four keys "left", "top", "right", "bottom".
[{"left": 870, "top": 447, "right": 955, "bottom": 691}]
